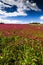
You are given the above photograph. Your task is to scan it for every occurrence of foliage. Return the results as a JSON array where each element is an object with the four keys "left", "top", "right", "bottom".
[{"left": 0, "top": 35, "right": 43, "bottom": 65}]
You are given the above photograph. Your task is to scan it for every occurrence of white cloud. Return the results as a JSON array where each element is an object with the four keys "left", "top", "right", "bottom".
[
  {"left": 0, "top": 10, "right": 27, "bottom": 18},
  {"left": 0, "top": 0, "right": 41, "bottom": 12},
  {"left": 40, "top": 16, "right": 43, "bottom": 20},
  {"left": 30, "top": 3, "right": 41, "bottom": 11},
  {"left": 0, "top": 0, "right": 41, "bottom": 24},
  {"left": 0, "top": 9, "right": 27, "bottom": 24},
  {"left": 0, "top": 19, "right": 21, "bottom": 24},
  {"left": 4, "top": 11, "right": 27, "bottom": 16},
  {"left": 0, "top": 2, "right": 11, "bottom": 8},
  {"left": 0, "top": 10, "right": 5, "bottom": 14},
  {"left": 1, "top": 0, "right": 16, "bottom": 6},
  {"left": 40, "top": 21, "right": 43, "bottom": 24},
  {"left": 0, "top": 18, "right": 29, "bottom": 24},
  {"left": 40, "top": 16, "right": 43, "bottom": 24},
  {"left": 0, "top": 0, "right": 41, "bottom": 18}
]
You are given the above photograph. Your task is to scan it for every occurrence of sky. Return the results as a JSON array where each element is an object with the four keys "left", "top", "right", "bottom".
[{"left": 0, "top": 0, "right": 43, "bottom": 24}]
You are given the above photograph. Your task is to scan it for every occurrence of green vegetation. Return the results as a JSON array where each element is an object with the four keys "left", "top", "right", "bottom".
[{"left": 0, "top": 35, "right": 43, "bottom": 65}]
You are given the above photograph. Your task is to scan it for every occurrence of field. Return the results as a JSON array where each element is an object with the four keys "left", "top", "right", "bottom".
[{"left": 0, "top": 24, "right": 43, "bottom": 65}]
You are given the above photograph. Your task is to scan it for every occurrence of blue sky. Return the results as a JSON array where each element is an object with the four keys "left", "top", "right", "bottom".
[{"left": 0, "top": 0, "right": 43, "bottom": 24}]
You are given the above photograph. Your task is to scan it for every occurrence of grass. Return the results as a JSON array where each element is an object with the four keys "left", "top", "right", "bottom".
[{"left": 0, "top": 35, "right": 43, "bottom": 65}]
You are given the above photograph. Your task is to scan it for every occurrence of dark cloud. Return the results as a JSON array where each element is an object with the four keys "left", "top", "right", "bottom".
[
  {"left": 0, "top": 0, "right": 41, "bottom": 12},
  {"left": 29, "top": 0, "right": 43, "bottom": 10},
  {"left": 0, "top": 0, "right": 12, "bottom": 6}
]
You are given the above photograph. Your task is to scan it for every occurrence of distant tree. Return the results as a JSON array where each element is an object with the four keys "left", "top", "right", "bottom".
[
  {"left": 0, "top": 22, "right": 4, "bottom": 24},
  {"left": 29, "top": 22, "right": 40, "bottom": 24}
]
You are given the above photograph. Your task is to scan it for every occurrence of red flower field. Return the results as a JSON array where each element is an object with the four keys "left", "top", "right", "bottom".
[
  {"left": 0, "top": 24, "right": 43, "bottom": 65},
  {"left": 0, "top": 24, "right": 43, "bottom": 39}
]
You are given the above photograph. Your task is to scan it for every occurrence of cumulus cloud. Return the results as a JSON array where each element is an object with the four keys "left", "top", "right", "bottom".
[
  {"left": 0, "top": 10, "right": 27, "bottom": 18},
  {"left": 0, "top": 9, "right": 27, "bottom": 24},
  {"left": 4, "top": 11, "right": 27, "bottom": 16},
  {"left": 0, "top": 18, "right": 21, "bottom": 24},
  {"left": 0, "top": 0, "right": 41, "bottom": 11},
  {"left": 40, "top": 16, "right": 43, "bottom": 24},
  {"left": 0, "top": 0, "right": 41, "bottom": 15},
  {"left": 40, "top": 16, "right": 43, "bottom": 20},
  {"left": 0, "top": 18, "right": 29, "bottom": 24},
  {"left": 0, "top": 0, "right": 41, "bottom": 24},
  {"left": 0, "top": 2, "right": 11, "bottom": 8},
  {"left": 0, "top": 0, "right": 41, "bottom": 17}
]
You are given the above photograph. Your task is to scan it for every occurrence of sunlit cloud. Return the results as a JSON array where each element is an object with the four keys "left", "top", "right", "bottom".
[
  {"left": 0, "top": 18, "right": 29, "bottom": 24},
  {"left": 40, "top": 16, "right": 43, "bottom": 20},
  {"left": 0, "top": 0, "right": 41, "bottom": 24}
]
